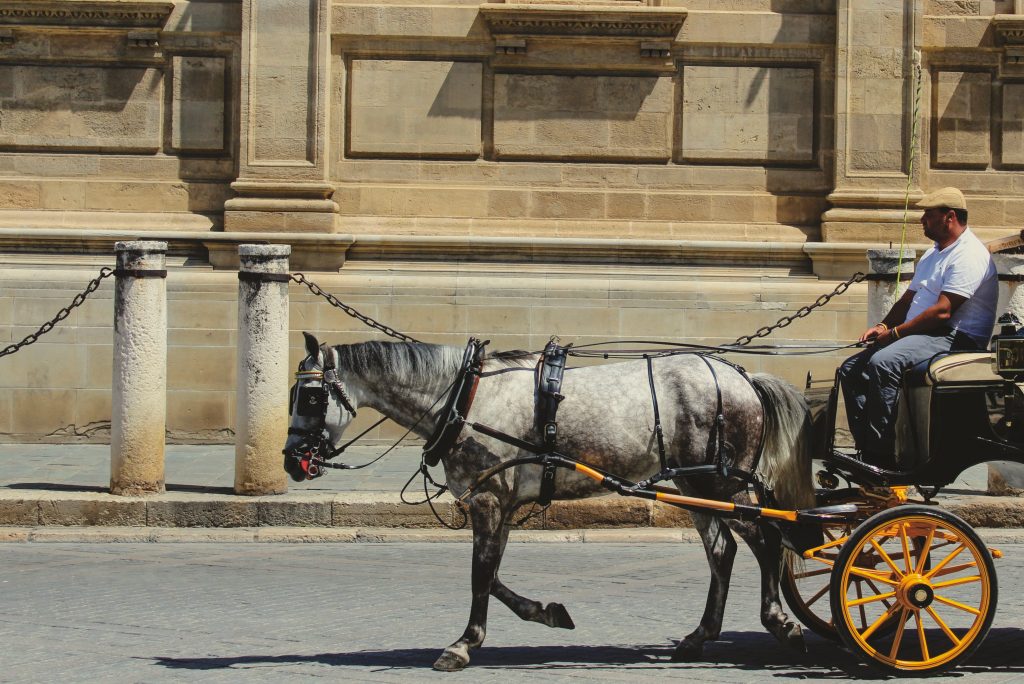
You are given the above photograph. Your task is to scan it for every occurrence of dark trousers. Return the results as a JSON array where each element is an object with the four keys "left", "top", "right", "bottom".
[{"left": 838, "top": 330, "right": 980, "bottom": 456}]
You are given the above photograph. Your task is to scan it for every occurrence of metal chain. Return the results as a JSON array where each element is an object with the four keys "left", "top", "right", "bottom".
[
  {"left": 732, "top": 271, "right": 867, "bottom": 347},
  {"left": 289, "top": 273, "right": 421, "bottom": 343},
  {"left": 1, "top": 267, "right": 115, "bottom": 359}
]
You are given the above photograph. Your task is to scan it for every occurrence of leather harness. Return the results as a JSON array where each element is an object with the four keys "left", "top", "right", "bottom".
[
  {"left": 422, "top": 338, "right": 487, "bottom": 467},
  {"left": 535, "top": 339, "right": 571, "bottom": 505}
]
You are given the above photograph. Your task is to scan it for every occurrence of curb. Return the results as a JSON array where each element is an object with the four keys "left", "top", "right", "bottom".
[
  {"left": 3, "top": 490, "right": 1024, "bottom": 530},
  {"left": 3, "top": 526, "right": 1024, "bottom": 544}
]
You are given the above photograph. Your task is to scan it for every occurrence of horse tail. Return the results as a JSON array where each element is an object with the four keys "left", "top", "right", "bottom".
[{"left": 749, "top": 373, "right": 815, "bottom": 511}]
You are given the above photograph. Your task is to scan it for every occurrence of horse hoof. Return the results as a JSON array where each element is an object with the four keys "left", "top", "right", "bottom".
[
  {"left": 670, "top": 639, "right": 703, "bottom": 662},
  {"left": 545, "top": 602, "right": 576, "bottom": 630},
  {"left": 782, "top": 622, "right": 806, "bottom": 653},
  {"left": 433, "top": 649, "right": 469, "bottom": 672}
]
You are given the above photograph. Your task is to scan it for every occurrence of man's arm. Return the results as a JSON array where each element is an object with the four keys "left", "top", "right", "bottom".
[
  {"left": 860, "top": 288, "right": 915, "bottom": 343},
  {"left": 874, "top": 291, "right": 967, "bottom": 345}
]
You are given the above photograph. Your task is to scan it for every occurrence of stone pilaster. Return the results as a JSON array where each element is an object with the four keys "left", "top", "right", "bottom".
[
  {"left": 822, "top": 0, "right": 923, "bottom": 243},
  {"left": 223, "top": 0, "right": 338, "bottom": 232},
  {"left": 235, "top": 244, "right": 290, "bottom": 495},
  {"left": 110, "top": 241, "right": 167, "bottom": 496}
]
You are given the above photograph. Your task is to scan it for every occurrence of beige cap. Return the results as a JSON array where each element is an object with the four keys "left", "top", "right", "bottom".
[{"left": 916, "top": 187, "right": 967, "bottom": 210}]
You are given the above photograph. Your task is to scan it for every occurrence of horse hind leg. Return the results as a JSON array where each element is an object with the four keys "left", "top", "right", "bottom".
[
  {"left": 433, "top": 492, "right": 505, "bottom": 672},
  {"left": 673, "top": 511, "right": 737, "bottom": 662},
  {"left": 729, "top": 518, "right": 806, "bottom": 653}
]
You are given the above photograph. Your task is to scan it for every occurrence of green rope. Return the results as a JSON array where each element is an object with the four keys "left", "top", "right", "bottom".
[{"left": 896, "top": 51, "right": 924, "bottom": 296}]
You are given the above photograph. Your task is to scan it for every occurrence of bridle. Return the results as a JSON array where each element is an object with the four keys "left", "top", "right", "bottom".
[{"left": 282, "top": 355, "right": 361, "bottom": 480}]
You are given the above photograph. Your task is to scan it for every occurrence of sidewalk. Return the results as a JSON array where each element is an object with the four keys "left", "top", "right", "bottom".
[{"left": 2, "top": 444, "right": 1024, "bottom": 539}]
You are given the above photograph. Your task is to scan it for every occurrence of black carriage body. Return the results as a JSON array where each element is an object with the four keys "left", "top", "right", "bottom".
[{"left": 822, "top": 351, "right": 1024, "bottom": 488}]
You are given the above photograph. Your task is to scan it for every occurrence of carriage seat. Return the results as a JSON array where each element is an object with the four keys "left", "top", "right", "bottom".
[{"left": 903, "top": 351, "right": 1000, "bottom": 388}]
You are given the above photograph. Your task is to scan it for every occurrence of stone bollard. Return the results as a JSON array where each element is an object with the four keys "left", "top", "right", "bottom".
[
  {"left": 866, "top": 248, "right": 916, "bottom": 328},
  {"left": 235, "top": 244, "right": 291, "bottom": 495},
  {"left": 990, "top": 253, "right": 1024, "bottom": 495},
  {"left": 111, "top": 241, "right": 168, "bottom": 495}
]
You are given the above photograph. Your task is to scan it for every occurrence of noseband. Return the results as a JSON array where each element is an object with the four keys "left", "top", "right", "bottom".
[{"left": 283, "top": 366, "right": 358, "bottom": 480}]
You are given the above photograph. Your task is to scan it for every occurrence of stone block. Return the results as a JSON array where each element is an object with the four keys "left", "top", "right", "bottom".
[
  {"left": 1002, "top": 83, "right": 1024, "bottom": 166},
  {"left": 172, "top": 55, "right": 227, "bottom": 152},
  {"left": 168, "top": 299, "right": 235, "bottom": 331},
  {"left": 257, "top": 496, "right": 333, "bottom": 526},
  {"left": 495, "top": 74, "right": 672, "bottom": 161},
  {"left": 37, "top": 495, "right": 146, "bottom": 526},
  {"left": 0, "top": 497, "right": 38, "bottom": 525},
  {"left": 0, "top": 65, "right": 161, "bottom": 151},
  {"left": 147, "top": 497, "right": 260, "bottom": 527},
  {"left": 167, "top": 391, "right": 230, "bottom": 434},
  {"left": 537, "top": 496, "right": 652, "bottom": 529},
  {"left": 167, "top": 345, "right": 235, "bottom": 391},
  {"left": 934, "top": 71, "right": 992, "bottom": 167},
  {"left": 9, "top": 389, "right": 77, "bottom": 435},
  {"left": 682, "top": 65, "right": 815, "bottom": 163},
  {"left": 333, "top": 494, "right": 451, "bottom": 528},
  {"left": 349, "top": 60, "right": 482, "bottom": 157},
  {"left": 75, "top": 390, "right": 112, "bottom": 431},
  {"left": 650, "top": 501, "right": 694, "bottom": 527}
]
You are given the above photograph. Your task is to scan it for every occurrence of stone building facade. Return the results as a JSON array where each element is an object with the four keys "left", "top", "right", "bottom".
[{"left": 1, "top": 0, "right": 1023, "bottom": 442}]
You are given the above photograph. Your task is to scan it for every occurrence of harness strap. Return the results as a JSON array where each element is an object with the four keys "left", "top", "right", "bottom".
[
  {"left": 696, "top": 354, "right": 729, "bottom": 478},
  {"left": 422, "top": 338, "right": 487, "bottom": 467},
  {"left": 536, "top": 340, "right": 570, "bottom": 447},
  {"left": 645, "top": 355, "right": 668, "bottom": 471}
]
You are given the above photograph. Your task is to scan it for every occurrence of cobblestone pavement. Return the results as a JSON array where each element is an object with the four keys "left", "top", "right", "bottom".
[{"left": 2, "top": 543, "right": 1023, "bottom": 682}]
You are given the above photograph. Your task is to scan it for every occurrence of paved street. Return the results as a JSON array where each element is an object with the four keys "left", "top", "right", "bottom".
[{"left": 2, "top": 542, "right": 1023, "bottom": 682}]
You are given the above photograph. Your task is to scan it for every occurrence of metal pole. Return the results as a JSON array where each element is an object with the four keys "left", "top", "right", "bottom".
[
  {"left": 111, "top": 241, "right": 168, "bottom": 495},
  {"left": 235, "top": 244, "right": 291, "bottom": 495}
]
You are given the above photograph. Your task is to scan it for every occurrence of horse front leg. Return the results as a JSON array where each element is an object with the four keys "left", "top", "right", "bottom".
[
  {"left": 731, "top": 519, "right": 805, "bottom": 653},
  {"left": 433, "top": 491, "right": 506, "bottom": 672},
  {"left": 674, "top": 511, "right": 736, "bottom": 662},
  {"left": 490, "top": 521, "right": 575, "bottom": 629}
]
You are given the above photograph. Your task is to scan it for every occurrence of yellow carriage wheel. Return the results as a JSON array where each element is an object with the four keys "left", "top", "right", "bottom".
[
  {"left": 782, "top": 521, "right": 851, "bottom": 641},
  {"left": 829, "top": 506, "right": 997, "bottom": 675}
]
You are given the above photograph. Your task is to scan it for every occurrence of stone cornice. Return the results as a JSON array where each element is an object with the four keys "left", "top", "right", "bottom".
[
  {"left": 0, "top": 0, "right": 174, "bottom": 29},
  {"left": 479, "top": 3, "right": 686, "bottom": 38},
  {"left": 993, "top": 14, "right": 1024, "bottom": 45}
]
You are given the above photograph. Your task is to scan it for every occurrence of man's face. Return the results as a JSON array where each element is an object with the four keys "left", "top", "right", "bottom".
[{"left": 920, "top": 207, "right": 951, "bottom": 242}]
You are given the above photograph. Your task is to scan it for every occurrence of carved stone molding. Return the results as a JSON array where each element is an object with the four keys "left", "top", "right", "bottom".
[
  {"left": 479, "top": 3, "right": 686, "bottom": 38},
  {"left": 0, "top": 0, "right": 174, "bottom": 29},
  {"left": 992, "top": 15, "right": 1024, "bottom": 75}
]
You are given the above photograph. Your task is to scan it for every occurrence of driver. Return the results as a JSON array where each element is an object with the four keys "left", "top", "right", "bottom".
[{"left": 838, "top": 187, "right": 998, "bottom": 468}]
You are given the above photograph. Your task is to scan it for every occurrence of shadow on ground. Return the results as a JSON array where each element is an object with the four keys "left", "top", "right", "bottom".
[{"left": 148, "top": 628, "right": 1024, "bottom": 677}]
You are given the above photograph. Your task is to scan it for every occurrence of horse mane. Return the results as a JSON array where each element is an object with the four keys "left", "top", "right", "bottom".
[{"left": 332, "top": 341, "right": 536, "bottom": 379}]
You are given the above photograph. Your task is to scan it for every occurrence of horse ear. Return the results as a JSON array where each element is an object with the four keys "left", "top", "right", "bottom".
[
  {"left": 320, "top": 343, "right": 336, "bottom": 371},
  {"left": 303, "top": 332, "right": 319, "bottom": 361}
]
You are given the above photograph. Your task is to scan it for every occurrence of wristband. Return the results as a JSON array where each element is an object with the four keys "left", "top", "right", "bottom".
[
  {"left": 876, "top": 322, "right": 889, "bottom": 331},
  {"left": 892, "top": 327, "right": 900, "bottom": 340}
]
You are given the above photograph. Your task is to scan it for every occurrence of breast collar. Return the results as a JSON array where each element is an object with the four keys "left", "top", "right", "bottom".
[{"left": 422, "top": 338, "right": 487, "bottom": 467}]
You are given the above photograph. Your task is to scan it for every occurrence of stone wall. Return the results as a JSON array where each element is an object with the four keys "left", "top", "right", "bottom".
[{"left": 1, "top": 0, "right": 1023, "bottom": 442}]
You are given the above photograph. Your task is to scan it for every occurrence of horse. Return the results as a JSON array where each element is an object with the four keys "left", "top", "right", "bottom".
[{"left": 283, "top": 332, "right": 815, "bottom": 672}]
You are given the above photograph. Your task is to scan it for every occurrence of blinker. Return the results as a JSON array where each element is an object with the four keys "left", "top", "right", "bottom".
[{"left": 296, "top": 386, "right": 326, "bottom": 417}]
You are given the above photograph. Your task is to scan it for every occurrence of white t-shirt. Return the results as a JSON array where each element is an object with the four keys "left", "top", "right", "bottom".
[{"left": 905, "top": 227, "right": 998, "bottom": 345}]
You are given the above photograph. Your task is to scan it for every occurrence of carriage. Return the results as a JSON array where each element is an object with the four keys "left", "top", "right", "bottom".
[{"left": 283, "top": 326, "right": 1024, "bottom": 675}]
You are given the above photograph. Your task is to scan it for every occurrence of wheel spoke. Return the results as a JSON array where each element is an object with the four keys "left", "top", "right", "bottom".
[
  {"left": 888, "top": 607, "right": 909, "bottom": 660},
  {"left": 870, "top": 537, "right": 905, "bottom": 578},
  {"left": 793, "top": 567, "right": 832, "bottom": 580},
  {"left": 926, "top": 605, "right": 962, "bottom": 648},
  {"left": 931, "top": 561, "right": 978, "bottom": 578},
  {"left": 899, "top": 521, "right": 913, "bottom": 574},
  {"left": 848, "top": 565, "right": 899, "bottom": 585},
  {"left": 856, "top": 581, "right": 868, "bottom": 630},
  {"left": 933, "top": 593, "right": 981, "bottom": 616},
  {"left": 801, "top": 581, "right": 829, "bottom": 608},
  {"left": 932, "top": 574, "right": 982, "bottom": 590},
  {"left": 916, "top": 609, "right": 930, "bottom": 661},
  {"left": 916, "top": 526, "right": 936, "bottom": 575},
  {"left": 859, "top": 603, "right": 898, "bottom": 640},
  {"left": 847, "top": 589, "right": 897, "bottom": 608},
  {"left": 864, "top": 578, "right": 895, "bottom": 611},
  {"left": 925, "top": 542, "right": 966, "bottom": 580}
]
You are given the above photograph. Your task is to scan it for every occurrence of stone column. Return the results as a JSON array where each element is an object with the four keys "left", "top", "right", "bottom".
[
  {"left": 223, "top": 0, "right": 337, "bottom": 233},
  {"left": 822, "top": 0, "right": 923, "bottom": 243},
  {"left": 235, "top": 244, "right": 291, "bottom": 495},
  {"left": 111, "top": 241, "right": 167, "bottom": 496},
  {"left": 866, "top": 248, "right": 916, "bottom": 326},
  {"left": 994, "top": 254, "right": 1024, "bottom": 332}
]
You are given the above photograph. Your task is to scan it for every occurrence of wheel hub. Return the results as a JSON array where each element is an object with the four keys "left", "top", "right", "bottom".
[{"left": 896, "top": 573, "right": 934, "bottom": 610}]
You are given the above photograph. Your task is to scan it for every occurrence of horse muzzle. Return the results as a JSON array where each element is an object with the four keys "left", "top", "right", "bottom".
[{"left": 282, "top": 435, "right": 329, "bottom": 482}]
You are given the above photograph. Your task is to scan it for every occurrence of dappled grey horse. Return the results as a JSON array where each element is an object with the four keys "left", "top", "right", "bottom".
[{"left": 283, "top": 333, "right": 815, "bottom": 671}]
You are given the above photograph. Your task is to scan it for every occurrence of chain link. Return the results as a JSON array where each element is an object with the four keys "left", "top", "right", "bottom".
[
  {"left": 290, "top": 273, "right": 422, "bottom": 343},
  {"left": 0, "top": 267, "right": 115, "bottom": 359},
  {"left": 732, "top": 271, "right": 867, "bottom": 347}
]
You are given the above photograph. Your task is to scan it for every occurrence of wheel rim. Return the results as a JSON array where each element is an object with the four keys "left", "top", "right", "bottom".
[
  {"left": 784, "top": 523, "right": 850, "bottom": 638},
  {"left": 835, "top": 515, "right": 993, "bottom": 671}
]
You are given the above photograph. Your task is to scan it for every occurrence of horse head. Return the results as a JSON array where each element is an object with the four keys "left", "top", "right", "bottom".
[{"left": 282, "top": 331, "right": 359, "bottom": 481}]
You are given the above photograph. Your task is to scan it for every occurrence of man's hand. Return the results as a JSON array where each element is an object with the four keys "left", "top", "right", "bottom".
[{"left": 859, "top": 323, "right": 888, "bottom": 343}]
